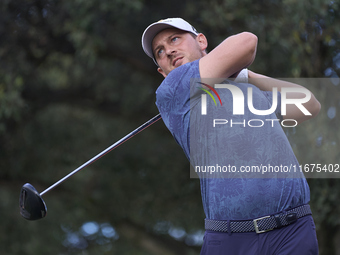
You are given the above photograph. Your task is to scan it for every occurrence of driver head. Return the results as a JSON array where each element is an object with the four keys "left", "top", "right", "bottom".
[{"left": 19, "top": 183, "right": 47, "bottom": 220}]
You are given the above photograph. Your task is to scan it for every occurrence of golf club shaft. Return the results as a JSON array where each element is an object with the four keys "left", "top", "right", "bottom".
[{"left": 40, "top": 114, "right": 162, "bottom": 196}]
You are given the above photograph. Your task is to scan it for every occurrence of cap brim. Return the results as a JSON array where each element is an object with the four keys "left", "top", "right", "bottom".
[{"left": 142, "top": 23, "right": 176, "bottom": 59}]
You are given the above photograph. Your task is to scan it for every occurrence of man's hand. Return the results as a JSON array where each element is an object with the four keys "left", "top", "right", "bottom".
[{"left": 234, "top": 69, "right": 248, "bottom": 83}]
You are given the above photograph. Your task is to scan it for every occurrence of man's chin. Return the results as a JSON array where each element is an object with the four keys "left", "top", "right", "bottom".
[
  {"left": 166, "top": 60, "right": 191, "bottom": 75},
  {"left": 174, "top": 60, "right": 190, "bottom": 69}
]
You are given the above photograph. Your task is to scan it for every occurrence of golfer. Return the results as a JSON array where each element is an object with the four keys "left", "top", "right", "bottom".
[{"left": 142, "top": 18, "right": 320, "bottom": 254}]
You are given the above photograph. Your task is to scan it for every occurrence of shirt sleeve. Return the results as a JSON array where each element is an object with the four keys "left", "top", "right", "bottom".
[{"left": 155, "top": 60, "right": 200, "bottom": 159}]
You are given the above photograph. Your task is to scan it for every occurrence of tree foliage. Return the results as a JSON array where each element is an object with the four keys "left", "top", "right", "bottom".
[{"left": 0, "top": 0, "right": 339, "bottom": 254}]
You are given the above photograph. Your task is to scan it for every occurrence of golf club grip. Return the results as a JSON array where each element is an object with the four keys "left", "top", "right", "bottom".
[{"left": 40, "top": 114, "right": 162, "bottom": 196}]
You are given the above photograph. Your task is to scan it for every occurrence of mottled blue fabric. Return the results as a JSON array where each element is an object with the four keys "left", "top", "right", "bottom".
[{"left": 156, "top": 60, "right": 310, "bottom": 220}]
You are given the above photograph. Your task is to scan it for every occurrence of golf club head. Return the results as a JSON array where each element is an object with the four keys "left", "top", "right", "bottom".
[{"left": 19, "top": 183, "right": 47, "bottom": 220}]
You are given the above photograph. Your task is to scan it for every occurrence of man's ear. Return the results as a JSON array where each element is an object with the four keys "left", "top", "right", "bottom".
[
  {"left": 196, "top": 33, "right": 208, "bottom": 54},
  {"left": 157, "top": 67, "right": 167, "bottom": 78}
]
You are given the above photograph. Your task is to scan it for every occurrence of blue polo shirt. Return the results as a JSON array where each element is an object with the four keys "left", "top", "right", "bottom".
[{"left": 156, "top": 60, "right": 310, "bottom": 220}]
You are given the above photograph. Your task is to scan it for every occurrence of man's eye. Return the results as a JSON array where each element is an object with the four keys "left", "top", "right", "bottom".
[
  {"left": 171, "top": 37, "right": 178, "bottom": 42},
  {"left": 157, "top": 49, "right": 164, "bottom": 56}
]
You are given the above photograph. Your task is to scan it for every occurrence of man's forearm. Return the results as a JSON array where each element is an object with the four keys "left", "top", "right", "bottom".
[{"left": 248, "top": 70, "right": 321, "bottom": 124}]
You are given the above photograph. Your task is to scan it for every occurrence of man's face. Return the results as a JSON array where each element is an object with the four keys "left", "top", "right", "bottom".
[{"left": 152, "top": 28, "right": 207, "bottom": 77}]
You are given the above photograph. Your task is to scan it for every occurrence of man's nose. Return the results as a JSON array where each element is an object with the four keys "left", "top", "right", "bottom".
[{"left": 165, "top": 46, "right": 176, "bottom": 56}]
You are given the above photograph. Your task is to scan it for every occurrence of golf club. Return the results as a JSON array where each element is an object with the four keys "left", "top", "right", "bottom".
[{"left": 19, "top": 113, "right": 162, "bottom": 221}]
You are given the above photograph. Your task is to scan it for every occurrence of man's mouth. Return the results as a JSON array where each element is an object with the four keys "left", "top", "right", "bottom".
[{"left": 172, "top": 56, "right": 183, "bottom": 67}]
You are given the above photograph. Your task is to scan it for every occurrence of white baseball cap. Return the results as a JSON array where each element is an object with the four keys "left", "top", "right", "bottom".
[{"left": 141, "top": 18, "right": 199, "bottom": 65}]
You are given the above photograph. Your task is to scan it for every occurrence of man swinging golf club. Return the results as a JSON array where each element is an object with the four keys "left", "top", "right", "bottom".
[{"left": 142, "top": 18, "right": 320, "bottom": 255}]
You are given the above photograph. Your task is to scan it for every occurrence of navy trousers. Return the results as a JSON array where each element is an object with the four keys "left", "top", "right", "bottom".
[{"left": 200, "top": 215, "right": 318, "bottom": 255}]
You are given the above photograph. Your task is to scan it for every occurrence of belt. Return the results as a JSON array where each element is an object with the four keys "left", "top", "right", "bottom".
[{"left": 205, "top": 204, "right": 312, "bottom": 234}]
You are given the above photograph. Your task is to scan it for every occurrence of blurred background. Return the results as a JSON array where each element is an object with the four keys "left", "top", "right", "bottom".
[{"left": 0, "top": 0, "right": 339, "bottom": 254}]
